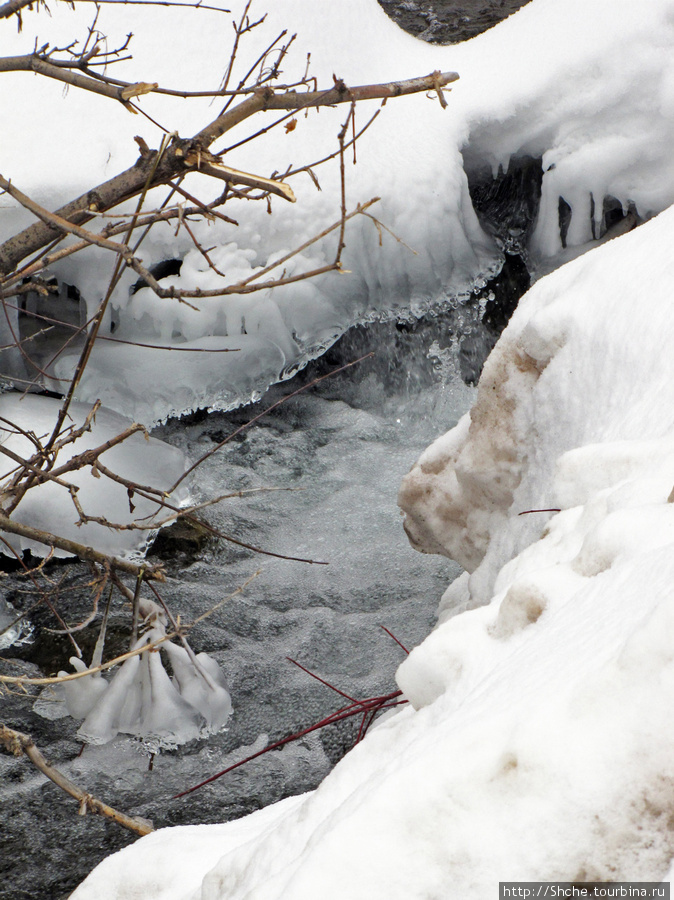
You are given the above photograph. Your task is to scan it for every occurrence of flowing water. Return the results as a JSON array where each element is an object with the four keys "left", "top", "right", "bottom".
[{"left": 0, "top": 309, "right": 477, "bottom": 899}]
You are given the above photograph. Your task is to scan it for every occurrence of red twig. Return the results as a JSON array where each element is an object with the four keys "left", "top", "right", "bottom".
[
  {"left": 379, "top": 625, "right": 409, "bottom": 655},
  {"left": 357, "top": 700, "right": 387, "bottom": 743},
  {"left": 286, "top": 657, "right": 362, "bottom": 706},
  {"left": 173, "top": 689, "right": 406, "bottom": 798}
]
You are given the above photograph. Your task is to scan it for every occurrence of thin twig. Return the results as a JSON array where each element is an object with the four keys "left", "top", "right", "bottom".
[
  {"left": 173, "top": 689, "right": 406, "bottom": 798},
  {"left": 0, "top": 571, "right": 260, "bottom": 687},
  {"left": 170, "top": 352, "right": 375, "bottom": 493},
  {"left": 0, "top": 513, "right": 166, "bottom": 580}
]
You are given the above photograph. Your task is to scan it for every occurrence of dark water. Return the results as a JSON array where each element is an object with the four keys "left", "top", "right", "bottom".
[
  {"left": 378, "top": 0, "right": 532, "bottom": 43},
  {"left": 0, "top": 319, "right": 470, "bottom": 900},
  {"left": 0, "top": 278, "right": 531, "bottom": 900}
]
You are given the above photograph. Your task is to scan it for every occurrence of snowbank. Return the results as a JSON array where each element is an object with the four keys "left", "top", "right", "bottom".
[
  {"left": 5, "top": 0, "right": 674, "bottom": 421},
  {"left": 71, "top": 119, "right": 674, "bottom": 900}
]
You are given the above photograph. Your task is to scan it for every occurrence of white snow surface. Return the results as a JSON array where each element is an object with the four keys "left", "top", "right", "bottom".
[
  {"left": 5, "top": 0, "right": 674, "bottom": 421},
  {"left": 72, "top": 118, "right": 674, "bottom": 900}
]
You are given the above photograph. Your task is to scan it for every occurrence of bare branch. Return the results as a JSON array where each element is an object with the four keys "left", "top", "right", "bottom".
[
  {"left": 0, "top": 55, "right": 150, "bottom": 104},
  {"left": 0, "top": 512, "right": 166, "bottom": 579},
  {"left": 195, "top": 71, "right": 459, "bottom": 145},
  {"left": 0, "top": 71, "right": 458, "bottom": 276},
  {"left": 0, "top": 725, "right": 154, "bottom": 836},
  {"left": 0, "top": 0, "right": 35, "bottom": 21},
  {"left": 181, "top": 149, "right": 296, "bottom": 201},
  {"left": 73, "top": 0, "right": 230, "bottom": 10}
]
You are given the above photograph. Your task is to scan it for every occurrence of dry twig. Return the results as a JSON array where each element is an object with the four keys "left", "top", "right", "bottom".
[{"left": 0, "top": 724, "right": 154, "bottom": 835}]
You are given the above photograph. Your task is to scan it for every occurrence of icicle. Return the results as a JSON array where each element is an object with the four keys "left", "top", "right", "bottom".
[
  {"left": 163, "top": 642, "right": 233, "bottom": 733},
  {"left": 61, "top": 592, "right": 112, "bottom": 720},
  {"left": 61, "top": 599, "right": 233, "bottom": 747}
]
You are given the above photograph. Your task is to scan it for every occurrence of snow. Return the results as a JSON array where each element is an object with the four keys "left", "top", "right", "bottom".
[
  {"left": 0, "top": 0, "right": 673, "bottom": 894},
  {"left": 5, "top": 0, "right": 674, "bottom": 421},
  {"left": 66, "top": 0, "right": 674, "bottom": 892}
]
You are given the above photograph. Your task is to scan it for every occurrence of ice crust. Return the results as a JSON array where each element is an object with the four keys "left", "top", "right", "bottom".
[
  {"left": 4, "top": 0, "right": 674, "bottom": 421},
  {"left": 0, "top": 394, "right": 187, "bottom": 558}
]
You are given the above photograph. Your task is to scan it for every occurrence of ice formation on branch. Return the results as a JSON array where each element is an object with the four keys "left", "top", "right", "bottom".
[{"left": 61, "top": 600, "right": 232, "bottom": 747}]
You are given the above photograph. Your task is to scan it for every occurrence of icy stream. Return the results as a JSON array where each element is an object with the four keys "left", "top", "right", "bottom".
[{"left": 0, "top": 308, "right": 479, "bottom": 899}]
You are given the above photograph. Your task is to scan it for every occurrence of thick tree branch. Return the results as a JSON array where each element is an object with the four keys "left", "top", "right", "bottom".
[
  {"left": 0, "top": 71, "right": 458, "bottom": 276},
  {"left": 0, "top": 55, "right": 153, "bottom": 103},
  {"left": 0, "top": 0, "right": 34, "bottom": 20},
  {"left": 0, "top": 512, "right": 166, "bottom": 579},
  {"left": 181, "top": 149, "right": 296, "bottom": 201},
  {"left": 194, "top": 70, "right": 459, "bottom": 145}
]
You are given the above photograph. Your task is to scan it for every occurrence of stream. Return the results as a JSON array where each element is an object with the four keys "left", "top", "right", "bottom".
[{"left": 0, "top": 310, "right": 475, "bottom": 900}]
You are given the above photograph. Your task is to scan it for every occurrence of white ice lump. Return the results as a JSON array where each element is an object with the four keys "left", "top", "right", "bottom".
[
  {"left": 62, "top": 600, "right": 232, "bottom": 747},
  {"left": 0, "top": 394, "right": 187, "bottom": 559}
]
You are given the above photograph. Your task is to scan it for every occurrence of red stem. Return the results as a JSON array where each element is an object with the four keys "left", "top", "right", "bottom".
[
  {"left": 379, "top": 625, "right": 409, "bottom": 655},
  {"left": 286, "top": 657, "right": 363, "bottom": 706},
  {"left": 173, "top": 690, "right": 404, "bottom": 799}
]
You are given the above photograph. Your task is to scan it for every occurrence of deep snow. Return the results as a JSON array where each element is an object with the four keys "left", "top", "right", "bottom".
[{"left": 64, "top": 0, "right": 674, "bottom": 896}]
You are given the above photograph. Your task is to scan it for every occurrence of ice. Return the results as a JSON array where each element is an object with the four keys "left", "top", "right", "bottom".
[
  {"left": 16, "top": 0, "right": 674, "bottom": 421},
  {"left": 63, "top": 657, "right": 109, "bottom": 720},
  {"left": 162, "top": 644, "right": 233, "bottom": 734},
  {"left": 63, "top": 600, "right": 233, "bottom": 747},
  {"left": 0, "top": 594, "right": 32, "bottom": 650},
  {"left": 0, "top": 394, "right": 187, "bottom": 558}
]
